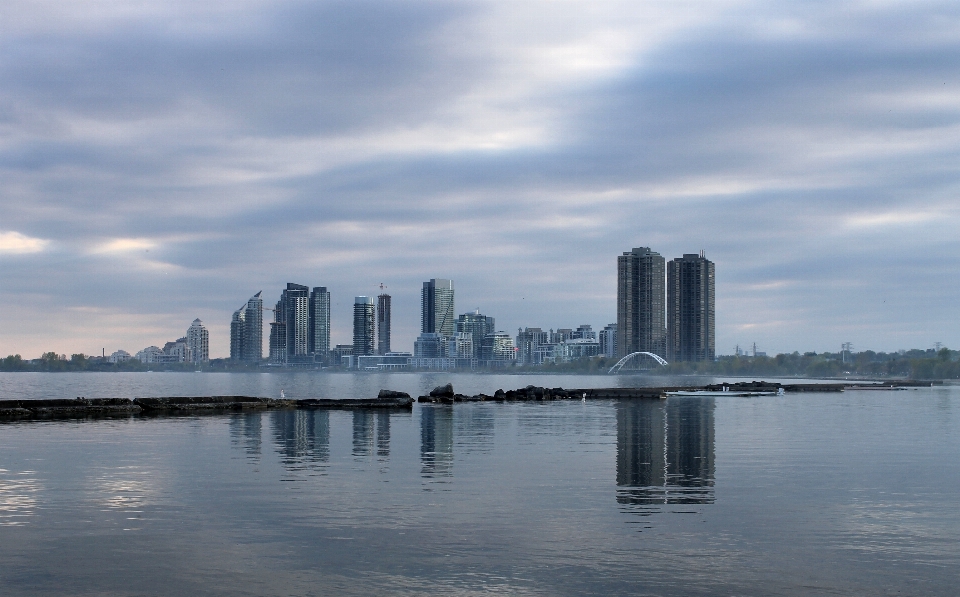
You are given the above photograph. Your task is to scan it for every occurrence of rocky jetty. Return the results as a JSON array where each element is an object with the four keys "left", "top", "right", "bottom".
[
  {"left": 136, "top": 396, "right": 288, "bottom": 412},
  {"left": 418, "top": 384, "right": 665, "bottom": 403},
  {"left": 297, "top": 390, "right": 413, "bottom": 409},
  {"left": 0, "top": 392, "right": 414, "bottom": 421},
  {"left": 0, "top": 398, "right": 141, "bottom": 418}
]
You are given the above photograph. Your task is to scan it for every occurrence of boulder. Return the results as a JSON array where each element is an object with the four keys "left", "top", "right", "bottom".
[
  {"left": 378, "top": 389, "right": 411, "bottom": 400},
  {"left": 429, "top": 383, "right": 454, "bottom": 398}
]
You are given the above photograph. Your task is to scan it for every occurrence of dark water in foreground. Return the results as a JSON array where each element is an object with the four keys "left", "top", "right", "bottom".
[{"left": 0, "top": 373, "right": 958, "bottom": 596}]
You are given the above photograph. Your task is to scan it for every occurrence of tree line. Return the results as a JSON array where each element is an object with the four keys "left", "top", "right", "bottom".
[{"left": 522, "top": 348, "right": 960, "bottom": 379}]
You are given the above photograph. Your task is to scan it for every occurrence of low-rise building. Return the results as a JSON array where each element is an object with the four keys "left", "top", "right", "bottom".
[
  {"left": 554, "top": 338, "right": 602, "bottom": 362},
  {"left": 414, "top": 333, "right": 447, "bottom": 359},
  {"left": 480, "top": 332, "right": 516, "bottom": 366},
  {"left": 599, "top": 324, "right": 617, "bottom": 358},
  {"left": 408, "top": 356, "right": 476, "bottom": 370},
  {"left": 448, "top": 332, "right": 474, "bottom": 359},
  {"left": 108, "top": 350, "right": 132, "bottom": 363},
  {"left": 356, "top": 352, "right": 413, "bottom": 371},
  {"left": 135, "top": 346, "right": 165, "bottom": 363}
]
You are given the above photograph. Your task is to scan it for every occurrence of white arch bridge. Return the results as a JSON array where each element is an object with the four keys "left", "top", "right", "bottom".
[{"left": 608, "top": 352, "right": 669, "bottom": 374}]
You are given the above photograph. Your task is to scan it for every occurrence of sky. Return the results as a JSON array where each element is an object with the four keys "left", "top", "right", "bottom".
[{"left": 1, "top": 0, "right": 959, "bottom": 359}]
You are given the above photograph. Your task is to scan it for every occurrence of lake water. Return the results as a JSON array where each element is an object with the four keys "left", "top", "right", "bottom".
[{"left": 0, "top": 372, "right": 957, "bottom": 596}]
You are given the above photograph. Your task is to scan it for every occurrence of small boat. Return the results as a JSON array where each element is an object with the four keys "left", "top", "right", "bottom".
[{"left": 845, "top": 385, "right": 906, "bottom": 391}]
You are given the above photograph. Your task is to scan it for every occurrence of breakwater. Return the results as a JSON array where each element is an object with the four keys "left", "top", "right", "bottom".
[
  {"left": 0, "top": 391, "right": 415, "bottom": 420},
  {"left": 0, "top": 380, "right": 935, "bottom": 421},
  {"left": 416, "top": 383, "right": 665, "bottom": 403}
]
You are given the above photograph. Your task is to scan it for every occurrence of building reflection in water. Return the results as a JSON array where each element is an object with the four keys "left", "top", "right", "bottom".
[
  {"left": 271, "top": 409, "right": 330, "bottom": 468},
  {"left": 376, "top": 411, "right": 390, "bottom": 459},
  {"left": 229, "top": 412, "right": 263, "bottom": 459},
  {"left": 616, "top": 397, "right": 715, "bottom": 511},
  {"left": 421, "top": 406, "right": 454, "bottom": 478},
  {"left": 352, "top": 411, "right": 392, "bottom": 460},
  {"left": 455, "top": 405, "right": 495, "bottom": 453},
  {"left": 353, "top": 411, "right": 374, "bottom": 457}
]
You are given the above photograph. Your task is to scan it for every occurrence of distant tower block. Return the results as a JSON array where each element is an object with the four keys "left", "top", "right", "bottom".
[
  {"left": 377, "top": 291, "right": 392, "bottom": 355},
  {"left": 231, "top": 291, "right": 263, "bottom": 362},
  {"left": 309, "top": 286, "right": 331, "bottom": 363},
  {"left": 422, "top": 279, "right": 455, "bottom": 337},
  {"left": 667, "top": 252, "right": 715, "bottom": 362},
  {"left": 186, "top": 318, "right": 209, "bottom": 364},
  {"left": 353, "top": 296, "right": 376, "bottom": 357},
  {"left": 617, "top": 247, "right": 666, "bottom": 359}
]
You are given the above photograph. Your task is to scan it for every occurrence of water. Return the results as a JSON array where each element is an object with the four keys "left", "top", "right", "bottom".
[{"left": 0, "top": 373, "right": 957, "bottom": 596}]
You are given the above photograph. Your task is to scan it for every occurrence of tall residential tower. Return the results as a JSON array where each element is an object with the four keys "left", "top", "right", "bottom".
[
  {"left": 421, "top": 279, "right": 455, "bottom": 337},
  {"left": 186, "top": 318, "right": 209, "bottom": 364},
  {"left": 617, "top": 247, "right": 666, "bottom": 358},
  {"left": 456, "top": 309, "right": 495, "bottom": 359},
  {"left": 377, "top": 293, "right": 391, "bottom": 354},
  {"left": 282, "top": 283, "right": 310, "bottom": 364},
  {"left": 309, "top": 287, "right": 331, "bottom": 363},
  {"left": 231, "top": 291, "right": 263, "bottom": 362},
  {"left": 353, "top": 296, "right": 376, "bottom": 357},
  {"left": 667, "top": 252, "right": 715, "bottom": 362}
]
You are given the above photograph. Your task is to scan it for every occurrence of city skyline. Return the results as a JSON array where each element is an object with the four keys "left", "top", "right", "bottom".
[{"left": 2, "top": 2, "right": 959, "bottom": 358}]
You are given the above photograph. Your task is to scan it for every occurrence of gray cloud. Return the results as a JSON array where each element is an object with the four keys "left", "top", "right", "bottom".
[{"left": 1, "top": 0, "right": 959, "bottom": 357}]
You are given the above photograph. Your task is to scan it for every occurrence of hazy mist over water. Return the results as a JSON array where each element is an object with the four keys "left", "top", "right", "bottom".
[{"left": 0, "top": 374, "right": 958, "bottom": 595}]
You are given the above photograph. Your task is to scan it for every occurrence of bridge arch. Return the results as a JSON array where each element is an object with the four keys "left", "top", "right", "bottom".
[{"left": 608, "top": 352, "right": 669, "bottom": 374}]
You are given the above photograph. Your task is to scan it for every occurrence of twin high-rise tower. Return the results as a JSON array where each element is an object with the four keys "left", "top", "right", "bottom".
[
  {"left": 230, "top": 292, "right": 263, "bottom": 362},
  {"left": 617, "top": 247, "right": 714, "bottom": 362},
  {"left": 266, "top": 284, "right": 332, "bottom": 365},
  {"left": 667, "top": 253, "right": 715, "bottom": 363}
]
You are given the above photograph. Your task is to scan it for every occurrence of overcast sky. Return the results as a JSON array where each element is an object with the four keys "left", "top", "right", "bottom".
[{"left": 1, "top": 0, "right": 958, "bottom": 359}]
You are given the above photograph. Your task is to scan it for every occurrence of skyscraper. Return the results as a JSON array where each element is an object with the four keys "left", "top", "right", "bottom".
[
  {"left": 309, "top": 287, "right": 331, "bottom": 362},
  {"left": 421, "top": 279, "right": 455, "bottom": 337},
  {"left": 377, "top": 293, "right": 391, "bottom": 354},
  {"left": 269, "top": 298, "right": 287, "bottom": 364},
  {"left": 282, "top": 283, "right": 310, "bottom": 364},
  {"left": 232, "top": 292, "right": 264, "bottom": 362},
  {"left": 456, "top": 309, "right": 495, "bottom": 359},
  {"left": 230, "top": 309, "right": 245, "bottom": 360},
  {"left": 186, "top": 318, "right": 209, "bottom": 364},
  {"left": 617, "top": 247, "right": 666, "bottom": 358},
  {"left": 667, "top": 252, "right": 715, "bottom": 362},
  {"left": 353, "top": 296, "right": 376, "bottom": 357}
]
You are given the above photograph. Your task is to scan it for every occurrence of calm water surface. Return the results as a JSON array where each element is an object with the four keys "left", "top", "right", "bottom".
[{"left": 0, "top": 373, "right": 957, "bottom": 596}]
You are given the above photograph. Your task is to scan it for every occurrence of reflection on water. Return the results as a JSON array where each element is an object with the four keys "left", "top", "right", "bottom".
[
  {"left": 376, "top": 411, "right": 390, "bottom": 459},
  {"left": 352, "top": 411, "right": 392, "bottom": 461},
  {"left": 230, "top": 412, "right": 263, "bottom": 458},
  {"left": 95, "top": 466, "right": 152, "bottom": 511},
  {"left": 455, "top": 405, "right": 495, "bottom": 453},
  {"left": 353, "top": 411, "right": 374, "bottom": 457},
  {"left": 271, "top": 410, "right": 331, "bottom": 467},
  {"left": 0, "top": 469, "right": 41, "bottom": 527},
  {"left": 421, "top": 406, "right": 454, "bottom": 479},
  {"left": 616, "top": 397, "right": 715, "bottom": 512},
  {"left": 2, "top": 385, "right": 959, "bottom": 596}
]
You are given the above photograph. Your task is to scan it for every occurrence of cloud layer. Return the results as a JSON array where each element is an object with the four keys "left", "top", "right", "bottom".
[{"left": 1, "top": 0, "right": 959, "bottom": 357}]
